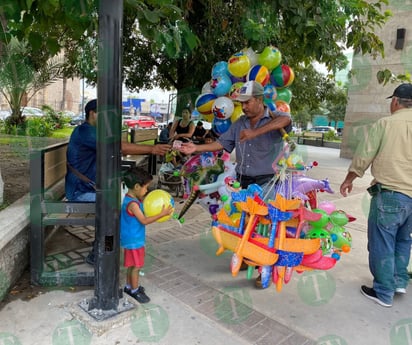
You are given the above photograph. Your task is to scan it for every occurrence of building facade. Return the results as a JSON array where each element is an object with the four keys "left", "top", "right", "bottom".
[
  {"left": 0, "top": 77, "right": 81, "bottom": 113},
  {"left": 341, "top": 2, "right": 412, "bottom": 158}
]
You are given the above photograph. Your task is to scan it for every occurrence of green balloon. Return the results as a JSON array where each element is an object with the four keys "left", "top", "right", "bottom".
[{"left": 275, "top": 87, "right": 292, "bottom": 103}]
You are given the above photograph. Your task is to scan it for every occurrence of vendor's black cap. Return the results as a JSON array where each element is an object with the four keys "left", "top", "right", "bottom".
[
  {"left": 387, "top": 83, "right": 412, "bottom": 99},
  {"left": 85, "top": 99, "right": 97, "bottom": 115}
]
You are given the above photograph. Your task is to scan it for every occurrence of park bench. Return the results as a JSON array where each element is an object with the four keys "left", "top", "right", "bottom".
[
  {"left": 29, "top": 128, "right": 159, "bottom": 286},
  {"left": 297, "top": 131, "right": 324, "bottom": 146}
]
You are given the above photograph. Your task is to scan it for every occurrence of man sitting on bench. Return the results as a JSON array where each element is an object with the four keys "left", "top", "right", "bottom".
[{"left": 65, "top": 99, "right": 171, "bottom": 263}]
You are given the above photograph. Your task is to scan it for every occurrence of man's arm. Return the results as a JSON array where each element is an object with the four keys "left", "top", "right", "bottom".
[
  {"left": 240, "top": 113, "right": 291, "bottom": 142},
  {"left": 179, "top": 140, "right": 224, "bottom": 155},
  {"left": 121, "top": 142, "right": 171, "bottom": 156}
]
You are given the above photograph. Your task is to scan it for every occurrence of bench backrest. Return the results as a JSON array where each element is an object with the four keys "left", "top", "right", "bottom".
[
  {"left": 30, "top": 141, "right": 69, "bottom": 201},
  {"left": 303, "top": 132, "right": 324, "bottom": 138}
]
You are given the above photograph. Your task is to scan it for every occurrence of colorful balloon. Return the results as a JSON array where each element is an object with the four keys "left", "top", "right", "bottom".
[
  {"left": 228, "top": 52, "right": 251, "bottom": 78},
  {"left": 229, "top": 81, "right": 244, "bottom": 100},
  {"left": 242, "top": 47, "right": 259, "bottom": 67},
  {"left": 210, "top": 74, "right": 232, "bottom": 97},
  {"left": 212, "top": 118, "right": 232, "bottom": 135},
  {"left": 270, "top": 64, "right": 295, "bottom": 88},
  {"left": 195, "top": 93, "right": 217, "bottom": 115},
  {"left": 211, "top": 61, "right": 229, "bottom": 77},
  {"left": 258, "top": 46, "right": 282, "bottom": 71},
  {"left": 143, "top": 189, "right": 175, "bottom": 222},
  {"left": 275, "top": 87, "right": 292, "bottom": 103},
  {"left": 201, "top": 81, "right": 212, "bottom": 94},
  {"left": 247, "top": 65, "right": 270, "bottom": 86},
  {"left": 230, "top": 103, "right": 243, "bottom": 122},
  {"left": 212, "top": 97, "right": 234, "bottom": 120},
  {"left": 263, "top": 84, "right": 277, "bottom": 110},
  {"left": 275, "top": 100, "right": 290, "bottom": 113}
]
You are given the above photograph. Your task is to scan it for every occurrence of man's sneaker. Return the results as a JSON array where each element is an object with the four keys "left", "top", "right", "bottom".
[
  {"left": 360, "top": 285, "right": 392, "bottom": 307},
  {"left": 130, "top": 286, "right": 150, "bottom": 304},
  {"left": 395, "top": 287, "right": 406, "bottom": 294}
]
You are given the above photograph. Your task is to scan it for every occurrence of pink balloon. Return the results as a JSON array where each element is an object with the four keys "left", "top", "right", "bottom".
[{"left": 318, "top": 201, "right": 336, "bottom": 214}]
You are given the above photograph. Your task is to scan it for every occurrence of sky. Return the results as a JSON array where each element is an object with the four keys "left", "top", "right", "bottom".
[{"left": 82, "top": 82, "right": 174, "bottom": 105}]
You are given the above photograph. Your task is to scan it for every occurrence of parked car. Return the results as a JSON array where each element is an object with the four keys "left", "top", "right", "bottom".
[
  {"left": 21, "top": 107, "right": 44, "bottom": 117},
  {"left": 123, "top": 116, "right": 157, "bottom": 129},
  {"left": 70, "top": 113, "right": 85, "bottom": 126},
  {"left": 309, "top": 126, "right": 337, "bottom": 135},
  {"left": 0, "top": 110, "right": 11, "bottom": 120}
]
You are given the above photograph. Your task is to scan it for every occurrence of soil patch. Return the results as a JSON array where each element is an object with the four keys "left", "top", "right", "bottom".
[{"left": 0, "top": 136, "right": 65, "bottom": 206}]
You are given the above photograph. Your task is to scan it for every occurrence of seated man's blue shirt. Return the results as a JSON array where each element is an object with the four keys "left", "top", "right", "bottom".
[{"left": 65, "top": 122, "right": 97, "bottom": 200}]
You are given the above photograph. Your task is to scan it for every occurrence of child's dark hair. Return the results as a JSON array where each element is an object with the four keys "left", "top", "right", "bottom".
[{"left": 122, "top": 167, "right": 153, "bottom": 189}]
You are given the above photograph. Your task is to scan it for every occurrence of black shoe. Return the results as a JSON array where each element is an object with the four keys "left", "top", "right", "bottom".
[
  {"left": 85, "top": 251, "right": 95, "bottom": 265},
  {"left": 130, "top": 286, "right": 150, "bottom": 303},
  {"left": 124, "top": 286, "right": 132, "bottom": 296},
  {"left": 360, "top": 285, "right": 392, "bottom": 307}
]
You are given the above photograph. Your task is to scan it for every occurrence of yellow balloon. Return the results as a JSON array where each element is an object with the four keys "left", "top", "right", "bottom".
[
  {"left": 202, "top": 113, "right": 214, "bottom": 122},
  {"left": 230, "top": 213, "right": 242, "bottom": 227},
  {"left": 231, "top": 104, "right": 243, "bottom": 122},
  {"left": 143, "top": 189, "right": 174, "bottom": 222}
]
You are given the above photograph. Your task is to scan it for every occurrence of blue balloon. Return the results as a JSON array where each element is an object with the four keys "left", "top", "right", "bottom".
[
  {"left": 210, "top": 74, "right": 232, "bottom": 97},
  {"left": 211, "top": 61, "right": 229, "bottom": 77},
  {"left": 212, "top": 118, "right": 232, "bottom": 135}
]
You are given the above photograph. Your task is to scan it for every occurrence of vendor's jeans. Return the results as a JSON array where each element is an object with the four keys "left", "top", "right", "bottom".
[
  {"left": 72, "top": 191, "right": 96, "bottom": 202},
  {"left": 368, "top": 191, "right": 412, "bottom": 304}
]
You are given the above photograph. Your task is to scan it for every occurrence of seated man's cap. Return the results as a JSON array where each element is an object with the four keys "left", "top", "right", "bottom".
[
  {"left": 234, "top": 81, "right": 264, "bottom": 102},
  {"left": 387, "top": 83, "right": 412, "bottom": 99},
  {"left": 85, "top": 99, "right": 97, "bottom": 115}
]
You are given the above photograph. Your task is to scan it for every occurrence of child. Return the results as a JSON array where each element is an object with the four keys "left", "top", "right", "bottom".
[{"left": 120, "top": 167, "right": 173, "bottom": 303}]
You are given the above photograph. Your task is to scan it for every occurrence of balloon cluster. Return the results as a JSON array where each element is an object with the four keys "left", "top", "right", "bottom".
[{"left": 195, "top": 46, "right": 294, "bottom": 136}]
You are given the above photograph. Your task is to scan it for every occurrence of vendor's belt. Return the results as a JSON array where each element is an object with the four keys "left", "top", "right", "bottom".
[
  {"left": 237, "top": 173, "right": 273, "bottom": 188},
  {"left": 367, "top": 183, "right": 392, "bottom": 196}
]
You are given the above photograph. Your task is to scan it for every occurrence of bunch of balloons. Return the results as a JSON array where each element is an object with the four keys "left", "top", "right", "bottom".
[{"left": 195, "top": 46, "right": 294, "bottom": 136}]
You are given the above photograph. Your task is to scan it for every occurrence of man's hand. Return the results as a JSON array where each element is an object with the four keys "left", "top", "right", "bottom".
[
  {"left": 339, "top": 172, "right": 358, "bottom": 197},
  {"left": 239, "top": 129, "right": 257, "bottom": 142},
  {"left": 151, "top": 144, "right": 172, "bottom": 156},
  {"left": 178, "top": 142, "right": 197, "bottom": 155}
]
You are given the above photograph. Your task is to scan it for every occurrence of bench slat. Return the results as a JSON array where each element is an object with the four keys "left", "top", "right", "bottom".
[{"left": 42, "top": 201, "right": 96, "bottom": 214}]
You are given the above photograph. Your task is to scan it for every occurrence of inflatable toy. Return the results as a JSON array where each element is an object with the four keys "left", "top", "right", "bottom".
[
  {"left": 270, "top": 64, "right": 295, "bottom": 88},
  {"left": 211, "top": 61, "right": 229, "bottom": 77},
  {"left": 212, "top": 117, "right": 232, "bottom": 135},
  {"left": 258, "top": 46, "right": 282, "bottom": 71},
  {"left": 143, "top": 189, "right": 174, "bottom": 222},
  {"left": 228, "top": 52, "right": 251, "bottom": 78},
  {"left": 275, "top": 87, "right": 292, "bottom": 103},
  {"left": 212, "top": 96, "right": 234, "bottom": 120},
  {"left": 210, "top": 74, "right": 232, "bottom": 97},
  {"left": 247, "top": 65, "right": 270, "bottom": 86},
  {"left": 195, "top": 93, "right": 217, "bottom": 115}
]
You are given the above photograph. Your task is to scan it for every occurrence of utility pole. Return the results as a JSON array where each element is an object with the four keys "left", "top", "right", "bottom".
[{"left": 79, "top": 0, "right": 134, "bottom": 320}]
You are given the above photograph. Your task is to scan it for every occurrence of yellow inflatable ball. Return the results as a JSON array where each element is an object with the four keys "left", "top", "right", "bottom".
[
  {"left": 143, "top": 189, "right": 174, "bottom": 222},
  {"left": 231, "top": 103, "right": 243, "bottom": 122}
]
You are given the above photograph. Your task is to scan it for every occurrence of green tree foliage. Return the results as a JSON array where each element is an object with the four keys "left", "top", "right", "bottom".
[
  {"left": 1, "top": 0, "right": 392, "bottom": 114},
  {"left": 0, "top": 37, "right": 63, "bottom": 131}
]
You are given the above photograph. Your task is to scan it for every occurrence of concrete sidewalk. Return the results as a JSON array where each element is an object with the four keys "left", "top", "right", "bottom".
[{"left": 0, "top": 146, "right": 411, "bottom": 345}]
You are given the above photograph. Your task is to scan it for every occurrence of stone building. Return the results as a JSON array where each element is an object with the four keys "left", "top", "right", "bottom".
[
  {"left": 341, "top": 1, "right": 412, "bottom": 158},
  {"left": 0, "top": 77, "right": 81, "bottom": 113}
]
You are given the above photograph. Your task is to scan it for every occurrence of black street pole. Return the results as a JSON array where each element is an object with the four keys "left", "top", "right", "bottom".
[{"left": 79, "top": 0, "right": 134, "bottom": 320}]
